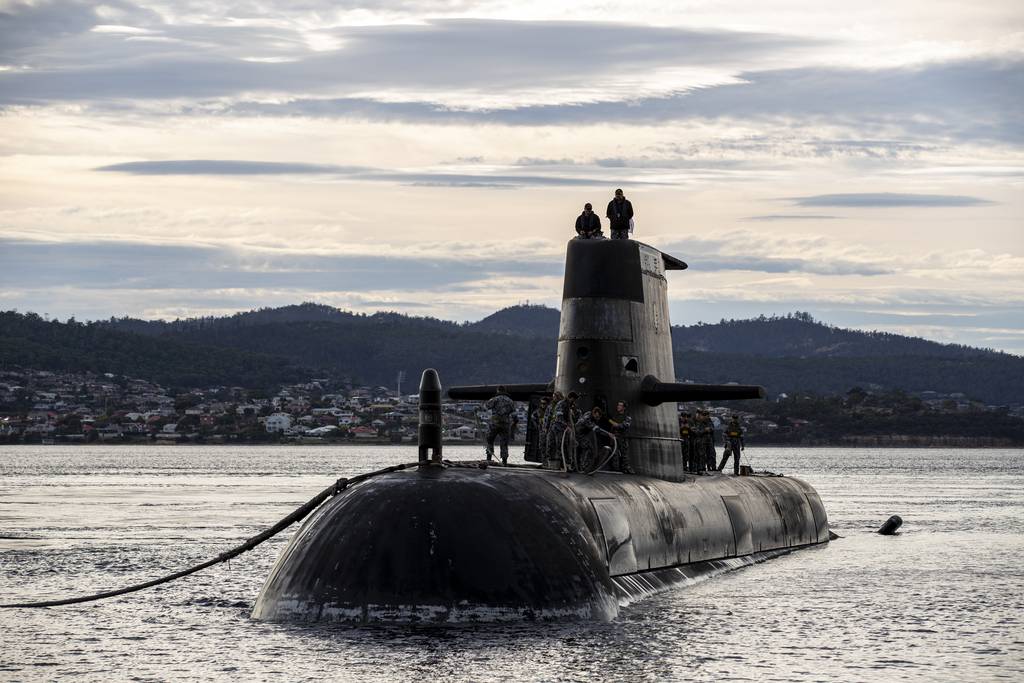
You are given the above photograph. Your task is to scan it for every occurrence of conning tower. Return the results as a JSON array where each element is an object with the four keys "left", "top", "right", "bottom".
[{"left": 452, "top": 238, "right": 764, "bottom": 479}]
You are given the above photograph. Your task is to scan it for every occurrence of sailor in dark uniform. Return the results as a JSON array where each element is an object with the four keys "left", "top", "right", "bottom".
[
  {"left": 548, "top": 391, "right": 579, "bottom": 469},
  {"left": 608, "top": 400, "right": 633, "bottom": 473},
  {"left": 483, "top": 386, "right": 515, "bottom": 464},
  {"left": 718, "top": 415, "right": 745, "bottom": 475},
  {"left": 575, "top": 203, "right": 603, "bottom": 239},
  {"left": 699, "top": 410, "right": 717, "bottom": 472},
  {"left": 679, "top": 412, "right": 695, "bottom": 472},
  {"left": 606, "top": 188, "right": 634, "bottom": 239},
  {"left": 575, "top": 406, "right": 606, "bottom": 472}
]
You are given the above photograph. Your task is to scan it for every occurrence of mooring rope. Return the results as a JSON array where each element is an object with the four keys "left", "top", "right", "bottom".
[
  {"left": 0, "top": 461, "right": 420, "bottom": 609},
  {"left": 584, "top": 431, "right": 618, "bottom": 476}
]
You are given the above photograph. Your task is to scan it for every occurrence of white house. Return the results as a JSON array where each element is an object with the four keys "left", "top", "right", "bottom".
[
  {"left": 451, "top": 425, "right": 477, "bottom": 440},
  {"left": 265, "top": 413, "right": 293, "bottom": 433}
]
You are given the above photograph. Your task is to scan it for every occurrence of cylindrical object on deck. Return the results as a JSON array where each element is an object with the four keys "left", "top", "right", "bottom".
[{"left": 418, "top": 369, "right": 443, "bottom": 464}]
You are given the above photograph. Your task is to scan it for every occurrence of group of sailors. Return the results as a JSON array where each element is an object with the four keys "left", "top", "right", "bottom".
[
  {"left": 485, "top": 387, "right": 747, "bottom": 475},
  {"left": 483, "top": 387, "right": 633, "bottom": 473},
  {"left": 679, "top": 411, "right": 745, "bottom": 475},
  {"left": 536, "top": 392, "right": 633, "bottom": 473},
  {"left": 574, "top": 189, "right": 635, "bottom": 240}
]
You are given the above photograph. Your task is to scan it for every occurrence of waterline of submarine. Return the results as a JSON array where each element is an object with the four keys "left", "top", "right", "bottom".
[{"left": 251, "top": 238, "right": 831, "bottom": 623}]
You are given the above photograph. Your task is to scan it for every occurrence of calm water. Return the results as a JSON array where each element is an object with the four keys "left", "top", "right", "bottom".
[{"left": 1, "top": 445, "right": 1022, "bottom": 682}]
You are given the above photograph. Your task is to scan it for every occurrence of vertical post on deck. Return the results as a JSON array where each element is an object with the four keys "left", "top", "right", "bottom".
[{"left": 418, "top": 369, "right": 443, "bottom": 465}]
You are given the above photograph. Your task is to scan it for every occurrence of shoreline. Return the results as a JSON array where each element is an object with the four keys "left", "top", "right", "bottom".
[{"left": 3, "top": 439, "right": 1021, "bottom": 449}]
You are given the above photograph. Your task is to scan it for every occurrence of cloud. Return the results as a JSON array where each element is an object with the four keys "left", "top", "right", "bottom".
[
  {"left": 787, "top": 193, "right": 995, "bottom": 208},
  {"left": 96, "top": 160, "right": 368, "bottom": 175},
  {"left": 745, "top": 214, "right": 843, "bottom": 221},
  {"left": 0, "top": 237, "right": 562, "bottom": 293},
  {"left": 0, "top": 0, "right": 100, "bottom": 59},
  {"left": 94, "top": 158, "right": 670, "bottom": 187},
  {"left": 3, "top": 9, "right": 1017, "bottom": 145},
  {"left": 0, "top": 19, "right": 819, "bottom": 105},
  {"left": 207, "top": 58, "right": 1024, "bottom": 144}
]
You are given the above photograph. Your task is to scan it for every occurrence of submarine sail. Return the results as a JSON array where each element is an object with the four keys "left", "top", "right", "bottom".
[{"left": 251, "top": 238, "right": 831, "bottom": 623}]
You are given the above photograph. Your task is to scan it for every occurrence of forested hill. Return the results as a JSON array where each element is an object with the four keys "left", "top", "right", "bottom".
[
  {"left": 0, "top": 311, "right": 307, "bottom": 389},
  {"left": 1, "top": 305, "right": 1020, "bottom": 403},
  {"left": 671, "top": 313, "right": 996, "bottom": 359}
]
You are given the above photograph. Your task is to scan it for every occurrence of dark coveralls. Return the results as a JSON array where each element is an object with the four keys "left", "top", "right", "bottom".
[
  {"left": 529, "top": 400, "right": 548, "bottom": 462},
  {"left": 484, "top": 393, "right": 515, "bottom": 463},
  {"left": 700, "top": 417, "right": 717, "bottom": 472},
  {"left": 574, "top": 413, "right": 603, "bottom": 472},
  {"left": 547, "top": 398, "right": 580, "bottom": 470},
  {"left": 575, "top": 212, "right": 602, "bottom": 238},
  {"left": 718, "top": 421, "right": 745, "bottom": 475},
  {"left": 606, "top": 197, "right": 634, "bottom": 239},
  {"left": 541, "top": 399, "right": 560, "bottom": 464},
  {"left": 679, "top": 420, "right": 696, "bottom": 472},
  {"left": 608, "top": 412, "right": 633, "bottom": 473}
]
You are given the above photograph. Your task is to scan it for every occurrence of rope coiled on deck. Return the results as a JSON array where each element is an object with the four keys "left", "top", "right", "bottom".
[{"left": 0, "top": 461, "right": 421, "bottom": 609}]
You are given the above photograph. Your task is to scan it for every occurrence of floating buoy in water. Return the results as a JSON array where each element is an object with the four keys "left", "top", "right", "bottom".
[{"left": 877, "top": 515, "right": 903, "bottom": 535}]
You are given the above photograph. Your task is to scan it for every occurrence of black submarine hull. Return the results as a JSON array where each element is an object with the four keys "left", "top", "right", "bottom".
[{"left": 251, "top": 466, "right": 829, "bottom": 623}]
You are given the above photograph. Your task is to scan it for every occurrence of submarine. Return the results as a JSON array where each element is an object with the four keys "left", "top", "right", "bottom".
[{"left": 251, "top": 237, "right": 830, "bottom": 622}]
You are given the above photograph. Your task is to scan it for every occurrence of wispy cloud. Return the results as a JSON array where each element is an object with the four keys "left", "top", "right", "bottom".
[
  {"left": 0, "top": 237, "right": 562, "bottom": 292},
  {"left": 96, "top": 160, "right": 368, "bottom": 175},
  {"left": 786, "top": 193, "right": 995, "bottom": 208},
  {"left": 0, "top": 18, "right": 820, "bottom": 107},
  {"left": 94, "top": 158, "right": 671, "bottom": 187},
  {"left": 214, "top": 58, "right": 1024, "bottom": 144},
  {"left": 745, "top": 214, "right": 843, "bottom": 221}
]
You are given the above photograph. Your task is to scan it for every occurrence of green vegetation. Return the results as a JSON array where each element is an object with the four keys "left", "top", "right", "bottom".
[
  {"left": 0, "top": 311, "right": 306, "bottom": 390},
  {"left": 726, "top": 389, "right": 1024, "bottom": 445},
  {"left": 2, "top": 305, "right": 1021, "bottom": 405}
]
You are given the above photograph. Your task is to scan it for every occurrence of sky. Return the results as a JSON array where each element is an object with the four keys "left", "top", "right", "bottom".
[{"left": 0, "top": 1, "right": 1022, "bottom": 353}]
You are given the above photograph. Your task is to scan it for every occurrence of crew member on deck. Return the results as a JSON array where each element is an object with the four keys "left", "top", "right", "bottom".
[
  {"left": 484, "top": 386, "right": 514, "bottom": 464},
  {"left": 698, "top": 410, "right": 717, "bottom": 473},
  {"left": 575, "top": 406, "right": 606, "bottom": 472},
  {"left": 543, "top": 391, "right": 563, "bottom": 465},
  {"left": 549, "top": 391, "right": 580, "bottom": 470},
  {"left": 718, "top": 415, "right": 745, "bottom": 475},
  {"left": 608, "top": 400, "right": 633, "bottom": 473},
  {"left": 679, "top": 412, "right": 696, "bottom": 473}
]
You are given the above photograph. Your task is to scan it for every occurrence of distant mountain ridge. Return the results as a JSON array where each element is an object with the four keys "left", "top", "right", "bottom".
[{"left": 1, "top": 304, "right": 1020, "bottom": 403}]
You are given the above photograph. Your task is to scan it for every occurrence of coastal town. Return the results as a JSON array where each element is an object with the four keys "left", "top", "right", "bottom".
[{"left": 1, "top": 367, "right": 1021, "bottom": 447}]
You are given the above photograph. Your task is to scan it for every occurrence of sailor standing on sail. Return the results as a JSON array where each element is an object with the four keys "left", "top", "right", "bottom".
[
  {"left": 606, "top": 188, "right": 634, "bottom": 239},
  {"left": 575, "top": 203, "right": 603, "bottom": 239}
]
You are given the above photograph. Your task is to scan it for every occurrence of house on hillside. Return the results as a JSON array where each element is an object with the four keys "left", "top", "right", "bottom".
[
  {"left": 351, "top": 426, "right": 378, "bottom": 439},
  {"left": 265, "top": 413, "right": 293, "bottom": 433}
]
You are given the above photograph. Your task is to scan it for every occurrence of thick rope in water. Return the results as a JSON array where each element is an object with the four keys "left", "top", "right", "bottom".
[{"left": 0, "top": 461, "right": 420, "bottom": 609}]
